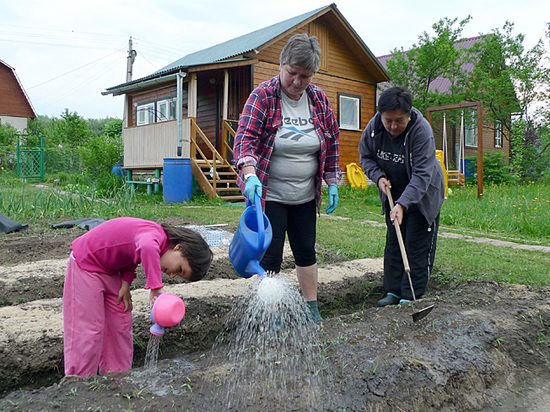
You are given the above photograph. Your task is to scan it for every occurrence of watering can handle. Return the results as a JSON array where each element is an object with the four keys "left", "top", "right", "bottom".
[{"left": 254, "top": 193, "right": 265, "bottom": 251}]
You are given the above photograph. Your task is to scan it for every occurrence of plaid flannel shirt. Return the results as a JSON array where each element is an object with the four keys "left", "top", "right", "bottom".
[{"left": 233, "top": 75, "right": 341, "bottom": 210}]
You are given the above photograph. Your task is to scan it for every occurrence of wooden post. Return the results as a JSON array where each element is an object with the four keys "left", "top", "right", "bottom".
[
  {"left": 221, "top": 70, "right": 229, "bottom": 159},
  {"left": 476, "top": 102, "right": 484, "bottom": 198},
  {"left": 184, "top": 73, "right": 197, "bottom": 159}
]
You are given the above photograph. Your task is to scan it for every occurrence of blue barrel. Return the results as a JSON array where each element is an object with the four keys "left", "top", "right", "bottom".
[
  {"left": 463, "top": 159, "right": 475, "bottom": 178},
  {"left": 163, "top": 158, "right": 192, "bottom": 203},
  {"left": 111, "top": 164, "right": 125, "bottom": 177}
]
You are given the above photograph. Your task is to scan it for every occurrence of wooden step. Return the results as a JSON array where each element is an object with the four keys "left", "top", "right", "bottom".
[{"left": 219, "top": 194, "right": 245, "bottom": 201}]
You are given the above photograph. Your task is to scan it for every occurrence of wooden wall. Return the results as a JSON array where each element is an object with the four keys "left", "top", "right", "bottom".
[
  {"left": 0, "top": 64, "right": 34, "bottom": 118},
  {"left": 128, "top": 83, "right": 180, "bottom": 127}
]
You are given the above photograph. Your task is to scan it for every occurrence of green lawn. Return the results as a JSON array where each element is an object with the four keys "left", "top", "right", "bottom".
[{"left": 1, "top": 178, "right": 548, "bottom": 286}]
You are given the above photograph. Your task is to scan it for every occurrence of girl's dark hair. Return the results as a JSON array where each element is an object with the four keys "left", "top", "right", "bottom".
[
  {"left": 162, "top": 224, "right": 213, "bottom": 282},
  {"left": 378, "top": 86, "right": 413, "bottom": 114}
]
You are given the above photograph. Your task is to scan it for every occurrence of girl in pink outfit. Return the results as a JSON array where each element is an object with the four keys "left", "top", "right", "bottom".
[{"left": 63, "top": 217, "right": 213, "bottom": 378}]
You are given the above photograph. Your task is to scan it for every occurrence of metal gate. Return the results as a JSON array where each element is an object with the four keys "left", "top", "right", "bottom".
[{"left": 16, "top": 135, "right": 44, "bottom": 181}]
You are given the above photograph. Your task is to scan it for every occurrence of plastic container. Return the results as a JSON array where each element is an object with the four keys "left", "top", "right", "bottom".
[
  {"left": 163, "top": 158, "right": 192, "bottom": 203},
  {"left": 229, "top": 194, "right": 272, "bottom": 278},
  {"left": 150, "top": 293, "right": 186, "bottom": 336}
]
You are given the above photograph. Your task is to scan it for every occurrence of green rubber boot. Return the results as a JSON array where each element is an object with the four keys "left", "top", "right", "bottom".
[{"left": 306, "top": 300, "right": 323, "bottom": 324}]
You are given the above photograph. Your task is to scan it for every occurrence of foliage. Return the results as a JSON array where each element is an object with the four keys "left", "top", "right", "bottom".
[
  {"left": 79, "top": 133, "right": 122, "bottom": 177},
  {"left": 0, "top": 124, "right": 19, "bottom": 170},
  {"left": 384, "top": 18, "right": 550, "bottom": 182},
  {"left": 384, "top": 16, "right": 472, "bottom": 113},
  {"left": 510, "top": 119, "right": 550, "bottom": 181},
  {"left": 481, "top": 152, "right": 513, "bottom": 184},
  {"left": 466, "top": 22, "right": 550, "bottom": 132}
]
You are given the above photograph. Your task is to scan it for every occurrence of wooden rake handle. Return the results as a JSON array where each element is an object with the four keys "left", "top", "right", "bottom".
[{"left": 386, "top": 188, "right": 417, "bottom": 301}]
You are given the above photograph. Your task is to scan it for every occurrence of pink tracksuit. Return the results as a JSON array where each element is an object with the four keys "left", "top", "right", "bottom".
[{"left": 63, "top": 217, "right": 169, "bottom": 377}]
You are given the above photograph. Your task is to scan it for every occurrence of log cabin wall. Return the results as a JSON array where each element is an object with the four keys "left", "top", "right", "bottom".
[
  {"left": 128, "top": 83, "right": 181, "bottom": 127},
  {"left": 252, "top": 17, "right": 378, "bottom": 170}
]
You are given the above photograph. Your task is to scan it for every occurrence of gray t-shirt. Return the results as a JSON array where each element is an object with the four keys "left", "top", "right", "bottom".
[{"left": 267, "top": 91, "right": 320, "bottom": 204}]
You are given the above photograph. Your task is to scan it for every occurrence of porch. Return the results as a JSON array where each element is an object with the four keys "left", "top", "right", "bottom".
[{"left": 121, "top": 117, "right": 243, "bottom": 201}]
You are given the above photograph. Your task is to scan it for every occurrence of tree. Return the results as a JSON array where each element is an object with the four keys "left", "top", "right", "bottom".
[
  {"left": 384, "top": 18, "right": 550, "bottom": 180},
  {"left": 385, "top": 16, "right": 472, "bottom": 113}
]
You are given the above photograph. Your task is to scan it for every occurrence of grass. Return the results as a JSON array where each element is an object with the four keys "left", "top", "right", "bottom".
[{"left": 0, "top": 175, "right": 548, "bottom": 286}]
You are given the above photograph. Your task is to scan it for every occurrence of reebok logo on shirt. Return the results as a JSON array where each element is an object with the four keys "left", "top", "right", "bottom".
[{"left": 279, "top": 125, "right": 316, "bottom": 141}]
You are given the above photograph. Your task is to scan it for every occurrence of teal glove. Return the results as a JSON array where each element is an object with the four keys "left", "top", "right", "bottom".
[
  {"left": 243, "top": 175, "right": 262, "bottom": 203},
  {"left": 326, "top": 184, "right": 339, "bottom": 214}
]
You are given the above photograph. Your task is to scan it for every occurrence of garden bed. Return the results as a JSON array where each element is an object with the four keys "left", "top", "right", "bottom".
[{"left": 0, "top": 224, "right": 548, "bottom": 411}]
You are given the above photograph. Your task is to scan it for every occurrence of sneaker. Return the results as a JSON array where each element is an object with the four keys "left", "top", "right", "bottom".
[
  {"left": 377, "top": 293, "right": 400, "bottom": 307},
  {"left": 399, "top": 299, "right": 412, "bottom": 304}
]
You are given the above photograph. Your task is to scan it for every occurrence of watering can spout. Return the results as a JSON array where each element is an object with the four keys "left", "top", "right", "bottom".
[{"left": 245, "top": 260, "right": 266, "bottom": 278}]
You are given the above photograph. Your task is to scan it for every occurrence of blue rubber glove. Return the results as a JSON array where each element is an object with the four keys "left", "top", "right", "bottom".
[
  {"left": 243, "top": 175, "right": 262, "bottom": 203},
  {"left": 326, "top": 184, "right": 339, "bottom": 214}
]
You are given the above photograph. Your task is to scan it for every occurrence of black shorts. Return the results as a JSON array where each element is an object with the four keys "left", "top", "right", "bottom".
[{"left": 260, "top": 199, "right": 317, "bottom": 273}]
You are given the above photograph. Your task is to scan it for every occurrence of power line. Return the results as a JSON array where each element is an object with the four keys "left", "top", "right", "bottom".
[{"left": 28, "top": 47, "right": 125, "bottom": 89}]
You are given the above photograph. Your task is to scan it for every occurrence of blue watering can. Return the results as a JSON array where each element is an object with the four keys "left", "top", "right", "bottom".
[{"left": 229, "top": 193, "right": 272, "bottom": 278}]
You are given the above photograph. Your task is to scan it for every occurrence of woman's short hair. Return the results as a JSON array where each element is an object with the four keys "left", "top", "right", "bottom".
[
  {"left": 280, "top": 33, "right": 321, "bottom": 73},
  {"left": 378, "top": 86, "right": 413, "bottom": 114}
]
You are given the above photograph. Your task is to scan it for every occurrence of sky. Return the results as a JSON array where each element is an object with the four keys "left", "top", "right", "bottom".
[{"left": 1, "top": 0, "right": 548, "bottom": 119}]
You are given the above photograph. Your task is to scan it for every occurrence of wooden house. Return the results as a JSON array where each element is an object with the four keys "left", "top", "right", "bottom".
[
  {"left": 0, "top": 59, "right": 36, "bottom": 133},
  {"left": 378, "top": 36, "right": 513, "bottom": 184},
  {"left": 103, "top": 3, "right": 388, "bottom": 200}
]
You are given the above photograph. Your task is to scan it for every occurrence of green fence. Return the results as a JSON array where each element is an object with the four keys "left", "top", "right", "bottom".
[{"left": 16, "top": 135, "right": 44, "bottom": 181}]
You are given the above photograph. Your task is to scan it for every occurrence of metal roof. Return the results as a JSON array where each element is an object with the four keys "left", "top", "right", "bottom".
[
  {"left": 105, "top": 3, "right": 388, "bottom": 93},
  {"left": 157, "top": 5, "right": 329, "bottom": 73}
]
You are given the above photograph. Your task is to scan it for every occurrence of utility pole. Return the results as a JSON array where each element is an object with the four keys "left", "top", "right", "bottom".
[
  {"left": 126, "top": 36, "right": 137, "bottom": 82},
  {"left": 123, "top": 37, "right": 137, "bottom": 129}
]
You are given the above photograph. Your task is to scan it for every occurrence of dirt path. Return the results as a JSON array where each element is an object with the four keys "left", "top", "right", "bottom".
[
  {"left": 0, "top": 224, "right": 548, "bottom": 411},
  {"left": 322, "top": 214, "right": 550, "bottom": 253}
]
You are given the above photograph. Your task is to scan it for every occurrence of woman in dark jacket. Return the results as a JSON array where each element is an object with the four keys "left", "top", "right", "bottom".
[{"left": 359, "top": 86, "right": 444, "bottom": 306}]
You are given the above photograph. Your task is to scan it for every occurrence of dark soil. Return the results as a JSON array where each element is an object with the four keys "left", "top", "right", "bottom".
[{"left": 0, "top": 225, "right": 549, "bottom": 411}]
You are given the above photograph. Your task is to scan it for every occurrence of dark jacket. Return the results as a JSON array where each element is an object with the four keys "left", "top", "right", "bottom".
[{"left": 359, "top": 108, "right": 444, "bottom": 224}]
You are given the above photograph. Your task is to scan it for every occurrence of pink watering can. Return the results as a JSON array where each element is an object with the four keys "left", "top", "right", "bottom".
[
  {"left": 229, "top": 193, "right": 272, "bottom": 278},
  {"left": 150, "top": 293, "right": 186, "bottom": 336}
]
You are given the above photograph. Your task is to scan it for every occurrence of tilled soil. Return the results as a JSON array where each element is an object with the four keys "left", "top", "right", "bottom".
[{"left": 0, "top": 224, "right": 549, "bottom": 411}]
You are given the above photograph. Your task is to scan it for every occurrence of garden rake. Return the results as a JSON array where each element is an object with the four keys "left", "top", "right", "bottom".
[{"left": 386, "top": 188, "right": 434, "bottom": 322}]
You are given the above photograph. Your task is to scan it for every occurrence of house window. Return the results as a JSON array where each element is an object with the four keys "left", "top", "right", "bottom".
[
  {"left": 494, "top": 120, "right": 503, "bottom": 148},
  {"left": 156, "top": 98, "right": 176, "bottom": 122},
  {"left": 137, "top": 103, "right": 155, "bottom": 126},
  {"left": 338, "top": 93, "right": 361, "bottom": 131},
  {"left": 464, "top": 110, "right": 477, "bottom": 148}
]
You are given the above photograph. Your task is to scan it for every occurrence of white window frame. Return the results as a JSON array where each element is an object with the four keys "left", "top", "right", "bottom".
[
  {"left": 136, "top": 102, "right": 155, "bottom": 126},
  {"left": 156, "top": 98, "right": 176, "bottom": 122},
  {"left": 464, "top": 110, "right": 478, "bottom": 148},
  {"left": 494, "top": 120, "right": 503, "bottom": 148},
  {"left": 338, "top": 94, "right": 361, "bottom": 131}
]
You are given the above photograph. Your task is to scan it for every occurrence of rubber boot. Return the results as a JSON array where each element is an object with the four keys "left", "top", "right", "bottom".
[
  {"left": 377, "top": 292, "right": 400, "bottom": 307},
  {"left": 306, "top": 300, "right": 323, "bottom": 324}
]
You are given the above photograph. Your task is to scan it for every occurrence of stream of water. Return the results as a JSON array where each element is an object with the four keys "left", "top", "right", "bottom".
[
  {"left": 210, "top": 275, "right": 331, "bottom": 410},
  {"left": 144, "top": 334, "right": 162, "bottom": 369}
]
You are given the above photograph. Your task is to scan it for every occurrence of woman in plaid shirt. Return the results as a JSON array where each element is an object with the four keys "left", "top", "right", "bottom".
[{"left": 233, "top": 33, "right": 341, "bottom": 323}]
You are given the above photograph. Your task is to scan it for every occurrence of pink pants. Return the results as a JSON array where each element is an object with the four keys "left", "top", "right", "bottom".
[{"left": 63, "top": 253, "right": 133, "bottom": 377}]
